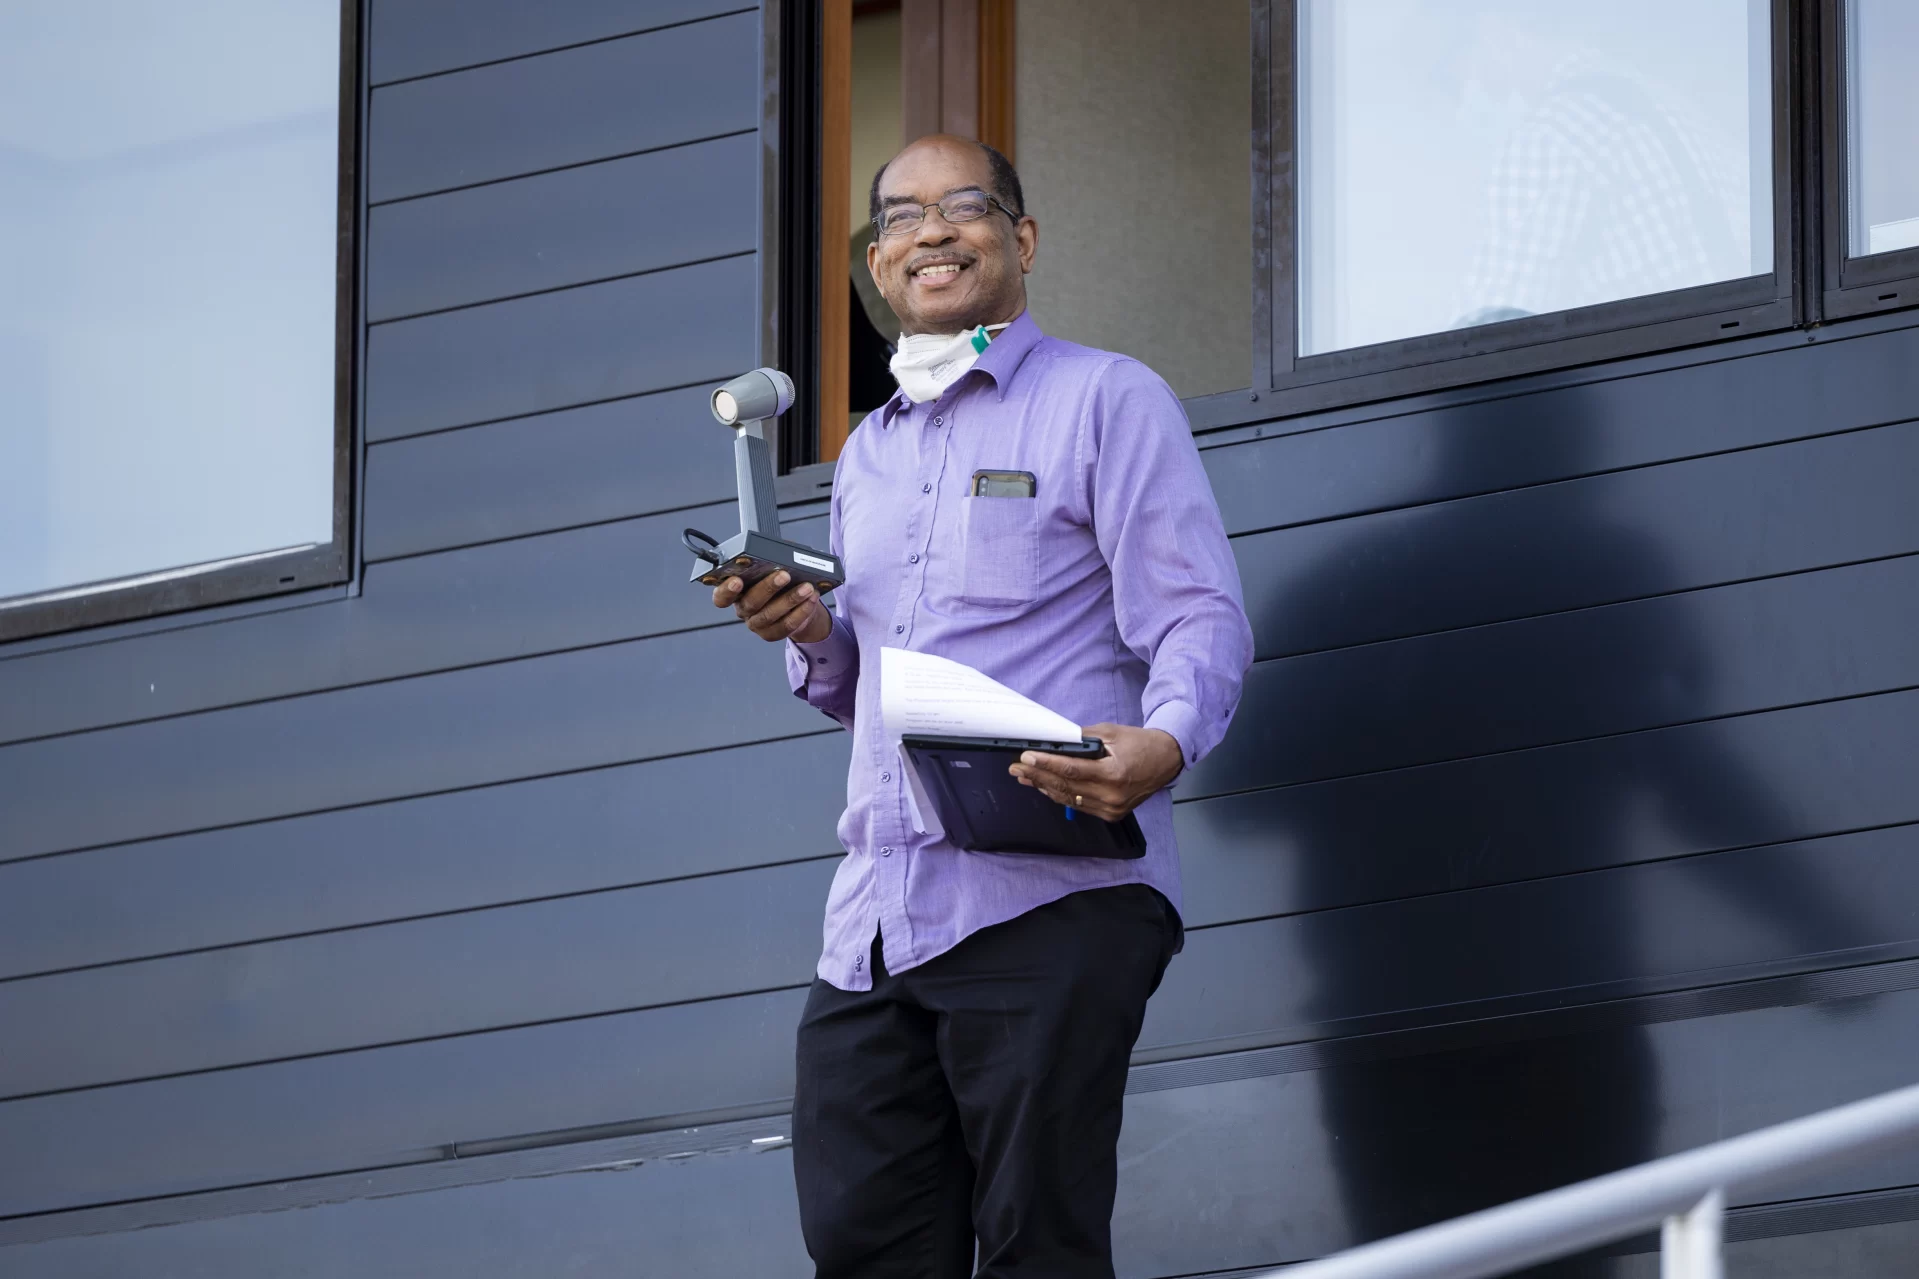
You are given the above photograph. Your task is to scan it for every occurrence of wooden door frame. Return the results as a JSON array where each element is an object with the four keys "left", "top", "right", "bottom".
[{"left": 900, "top": 0, "right": 1015, "bottom": 157}]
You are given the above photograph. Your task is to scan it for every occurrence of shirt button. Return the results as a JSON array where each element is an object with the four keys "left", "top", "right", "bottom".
[
  {"left": 921, "top": 483, "right": 932, "bottom": 493},
  {"left": 855, "top": 955, "right": 864, "bottom": 970},
  {"left": 880, "top": 771, "right": 891, "bottom": 782},
  {"left": 909, "top": 553, "right": 920, "bottom": 564},
  {"left": 932, "top": 415, "right": 944, "bottom": 426},
  {"left": 894, "top": 624, "right": 904, "bottom": 634},
  {"left": 880, "top": 846, "right": 894, "bottom": 857}
]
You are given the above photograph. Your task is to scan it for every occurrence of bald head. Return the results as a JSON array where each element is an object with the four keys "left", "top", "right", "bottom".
[{"left": 865, "top": 135, "right": 1038, "bottom": 337}]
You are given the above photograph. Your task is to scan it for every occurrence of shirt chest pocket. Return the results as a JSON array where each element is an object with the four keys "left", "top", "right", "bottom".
[{"left": 958, "top": 495, "right": 1039, "bottom": 608}]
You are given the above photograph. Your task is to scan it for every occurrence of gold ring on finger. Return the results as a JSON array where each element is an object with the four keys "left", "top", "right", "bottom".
[{"left": 1075, "top": 794, "right": 1083, "bottom": 806}]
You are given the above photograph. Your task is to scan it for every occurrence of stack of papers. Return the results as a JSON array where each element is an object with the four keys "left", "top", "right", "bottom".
[
  {"left": 880, "top": 647, "right": 1082, "bottom": 744},
  {"left": 880, "top": 648, "right": 1082, "bottom": 833}
]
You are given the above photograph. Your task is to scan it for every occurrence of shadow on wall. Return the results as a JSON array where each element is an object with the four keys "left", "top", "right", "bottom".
[{"left": 1246, "top": 393, "right": 1867, "bottom": 1265}]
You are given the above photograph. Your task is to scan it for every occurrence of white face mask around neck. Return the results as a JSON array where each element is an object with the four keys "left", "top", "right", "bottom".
[{"left": 889, "top": 323, "right": 1011, "bottom": 403}]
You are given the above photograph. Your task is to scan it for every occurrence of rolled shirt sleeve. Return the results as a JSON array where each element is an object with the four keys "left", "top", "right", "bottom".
[{"left": 1085, "top": 360, "right": 1253, "bottom": 769}]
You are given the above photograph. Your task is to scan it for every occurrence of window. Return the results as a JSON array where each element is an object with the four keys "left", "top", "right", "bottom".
[
  {"left": 0, "top": 0, "right": 354, "bottom": 642},
  {"left": 1298, "top": 0, "right": 1772, "bottom": 355},
  {"left": 1278, "top": 0, "right": 1791, "bottom": 406},
  {"left": 1844, "top": 0, "right": 1919, "bottom": 257},
  {"left": 1821, "top": 0, "right": 1919, "bottom": 318}
]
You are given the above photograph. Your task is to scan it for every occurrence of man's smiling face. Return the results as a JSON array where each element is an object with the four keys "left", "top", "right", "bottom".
[{"left": 867, "top": 136, "right": 1038, "bottom": 336}]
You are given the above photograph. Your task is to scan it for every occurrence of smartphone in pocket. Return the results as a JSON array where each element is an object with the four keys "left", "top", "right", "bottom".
[{"left": 972, "top": 469, "right": 1036, "bottom": 498}]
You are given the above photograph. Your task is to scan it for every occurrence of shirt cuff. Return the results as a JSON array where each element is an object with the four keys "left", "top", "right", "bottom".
[
  {"left": 1144, "top": 699, "right": 1205, "bottom": 769},
  {"left": 786, "top": 613, "right": 857, "bottom": 691}
]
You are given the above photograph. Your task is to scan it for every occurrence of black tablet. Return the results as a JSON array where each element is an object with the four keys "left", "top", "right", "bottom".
[{"left": 901, "top": 734, "right": 1146, "bottom": 859}]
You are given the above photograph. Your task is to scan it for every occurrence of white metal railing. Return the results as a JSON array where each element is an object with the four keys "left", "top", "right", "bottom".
[{"left": 1258, "top": 1081, "right": 1919, "bottom": 1279}]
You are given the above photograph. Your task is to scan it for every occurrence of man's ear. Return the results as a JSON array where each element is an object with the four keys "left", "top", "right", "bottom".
[{"left": 1016, "top": 216, "right": 1038, "bottom": 275}]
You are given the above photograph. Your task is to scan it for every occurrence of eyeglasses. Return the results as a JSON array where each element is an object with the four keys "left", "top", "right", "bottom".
[{"left": 873, "top": 189, "right": 1020, "bottom": 238}]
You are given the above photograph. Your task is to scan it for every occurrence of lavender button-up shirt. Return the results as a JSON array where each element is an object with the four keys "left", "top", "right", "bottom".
[{"left": 787, "top": 313, "right": 1253, "bottom": 991}]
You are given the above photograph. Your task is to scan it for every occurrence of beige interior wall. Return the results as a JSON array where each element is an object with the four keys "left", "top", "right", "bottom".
[
  {"left": 849, "top": 8, "right": 903, "bottom": 235},
  {"left": 1014, "top": 0, "right": 1252, "bottom": 399}
]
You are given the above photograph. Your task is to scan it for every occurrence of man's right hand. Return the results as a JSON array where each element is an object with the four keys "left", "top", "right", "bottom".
[{"left": 714, "top": 570, "right": 833, "bottom": 644}]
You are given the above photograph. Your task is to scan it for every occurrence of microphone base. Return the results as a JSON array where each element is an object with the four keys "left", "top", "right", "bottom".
[{"left": 689, "top": 529, "right": 845, "bottom": 593}]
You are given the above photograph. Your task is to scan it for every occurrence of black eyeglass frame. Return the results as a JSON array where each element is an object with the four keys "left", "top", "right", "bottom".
[{"left": 872, "top": 189, "right": 1023, "bottom": 238}]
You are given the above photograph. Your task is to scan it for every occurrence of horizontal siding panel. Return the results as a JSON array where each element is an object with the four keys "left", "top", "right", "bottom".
[
  {"left": 1142, "top": 826, "right": 1919, "bottom": 1057},
  {"left": 369, "top": 0, "right": 748, "bottom": 86},
  {"left": 0, "top": 986, "right": 808, "bottom": 1217},
  {"left": 365, "top": 253, "right": 756, "bottom": 441},
  {"left": 361, "top": 386, "right": 739, "bottom": 560},
  {"left": 0, "top": 1147, "right": 808, "bottom": 1278},
  {"left": 7, "top": 1178, "right": 1916, "bottom": 1279},
  {"left": 368, "top": 12, "right": 757, "bottom": 202},
  {"left": 1203, "top": 322, "right": 1919, "bottom": 537},
  {"left": 0, "top": 733, "right": 848, "bottom": 981},
  {"left": 1236, "top": 421, "right": 1919, "bottom": 660},
  {"left": 367, "top": 133, "right": 757, "bottom": 322},
  {"left": 1186, "top": 554, "right": 1919, "bottom": 800},
  {"left": 1178, "top": 688, "right": 1919, "bottom": 927},
  {"left": 0, "top": 859, "right": 836, "bottom": 1098},
  {"left": 0, "top": 502, "right": 827, "bottom": 752},
  {"left": 0, "top": 624, "right": 827, "bottom": 861}
]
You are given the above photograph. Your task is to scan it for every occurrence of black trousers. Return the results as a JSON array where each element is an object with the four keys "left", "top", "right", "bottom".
[{"left": 792, "top": 884, "right": 1181, "bottom": 1279}]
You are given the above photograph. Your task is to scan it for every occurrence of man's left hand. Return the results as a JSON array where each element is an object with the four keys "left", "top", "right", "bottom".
[{"left": 1009, "top": 723, "right": 1184, "bottom": 822}]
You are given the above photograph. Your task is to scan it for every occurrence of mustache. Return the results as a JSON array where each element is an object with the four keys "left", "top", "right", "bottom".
[{"left": 905, "top": 251, "right": 978, "bottom": 273}]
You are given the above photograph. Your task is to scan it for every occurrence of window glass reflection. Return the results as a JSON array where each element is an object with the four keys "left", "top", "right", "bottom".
[
  {"left": 0, "top": 0, "right": 340, "bottom": 606},
  {"left": 1847, "top": 0, "right": 1919, "bottom": 257},
  {"left": 1299, "top": 0, "right": 1772, "bottom": 356}
]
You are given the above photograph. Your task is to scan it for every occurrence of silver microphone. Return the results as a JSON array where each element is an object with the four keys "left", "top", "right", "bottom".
[
  {"left": 680, "top": 367, "right": 845, "bottom": 595},
  {"left": 711, "top": 368, "right": 796, "bottom": 426}
]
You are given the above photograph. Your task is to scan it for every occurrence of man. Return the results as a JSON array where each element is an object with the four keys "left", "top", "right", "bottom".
[{"left": 713, "top": 135, "right": 1252, "bottom": 1278}]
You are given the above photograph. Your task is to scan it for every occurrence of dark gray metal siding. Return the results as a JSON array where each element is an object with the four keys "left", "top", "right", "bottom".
[{"left": 2, "top": 4, "right": 1917, "bottom": 1276}]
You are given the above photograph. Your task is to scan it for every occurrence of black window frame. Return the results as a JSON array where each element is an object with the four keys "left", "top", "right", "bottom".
[
  {"left": 0, "top": 0, "right": 363, "bottom": 645},
  {"left": 765, "top": 0, "right": 823, "bottom": 478},
  {"left": 1817, "top": 0, "right": 1919, "bottom": 321},
  {"left": 1232, "top": 0, "right": 1801, "bottom": 430}
]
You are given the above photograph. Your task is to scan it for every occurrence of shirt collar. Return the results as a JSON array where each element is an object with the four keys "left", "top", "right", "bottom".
[{"left": 876, "top": 311, "right": 1046, "bottom": 428}]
